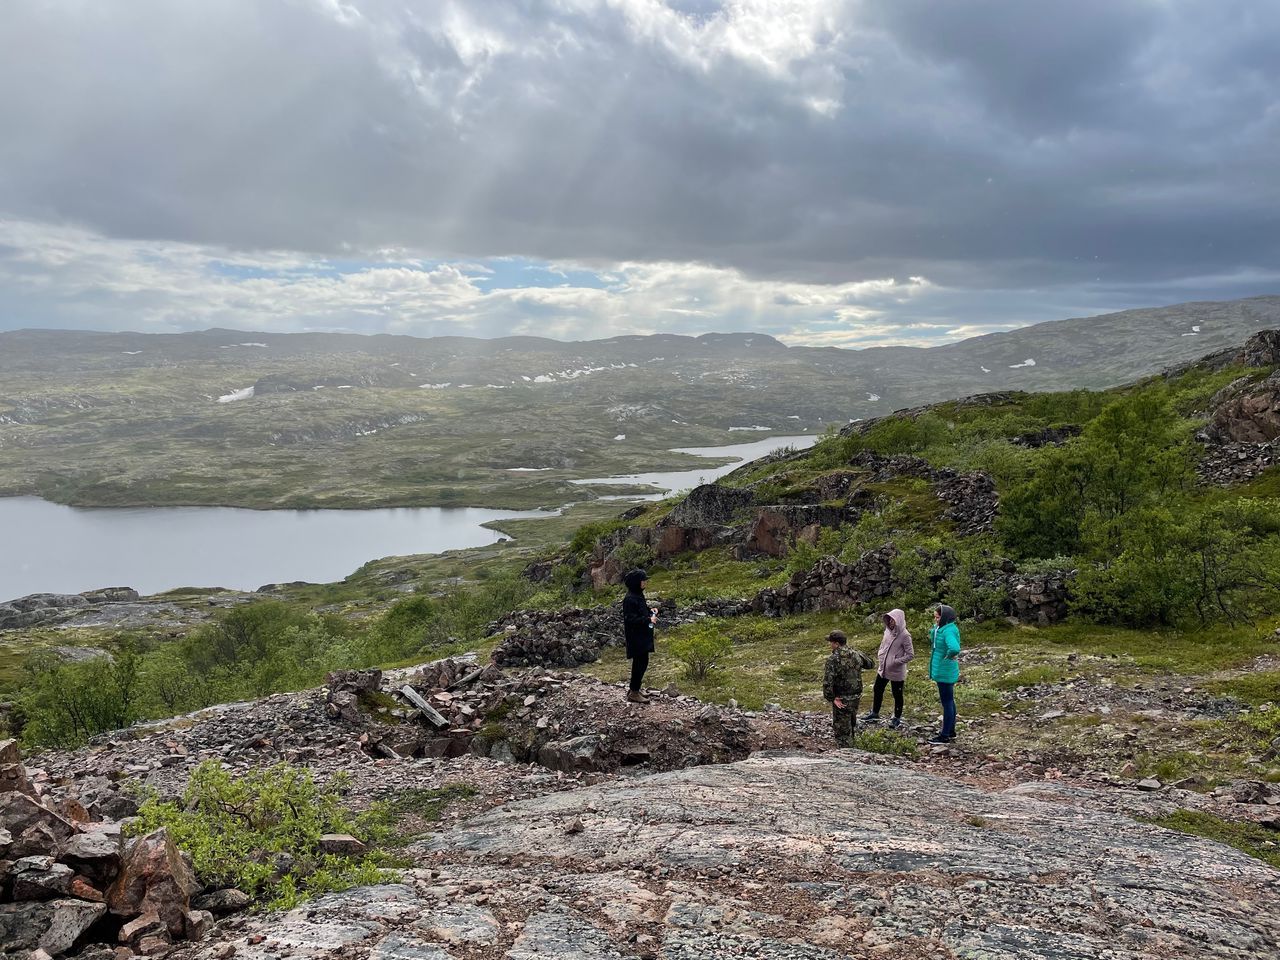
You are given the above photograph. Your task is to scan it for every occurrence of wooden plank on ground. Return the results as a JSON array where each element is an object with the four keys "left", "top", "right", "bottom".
[{"left": 397, "top": 684, "right": 450, "bottom": 728}]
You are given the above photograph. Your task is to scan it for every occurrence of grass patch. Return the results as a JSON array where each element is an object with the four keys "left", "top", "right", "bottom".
[
  {"left": 1204, "top": 670, "right": 1280, "bottom": 706},
  {"left": 583, "top": 611, "right": 867, "bottom": 712},
  {"left": 857, "top": 727, "right": 920, "bottom": 758},
  {"left": 642, "top": 547, "right": 788, "bottom": 604},
  {"left": 992, "top": 663, "right": 1074, "bottom": 690},
  {"left": 367, "top": 784, "right": 479, "bottom": 846},
  {"left": 1143, "top": 810, "right": 1280, "bottom": 870}
]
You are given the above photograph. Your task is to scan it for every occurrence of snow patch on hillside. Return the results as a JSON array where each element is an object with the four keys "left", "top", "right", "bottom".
[{"left": 217, "top": 386, "right": 255, "bottom": 403}]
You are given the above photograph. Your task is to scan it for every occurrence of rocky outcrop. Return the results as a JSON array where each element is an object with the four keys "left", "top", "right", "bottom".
[
  {"left": 751, "top": 547, "right": 897, "bottom": 616},
  {"left": 1197, "top": 367, "right": 1280, "bottom": 485},
  {"left": 847, "top": 450, "right": 999, "bottom": 535},
  {"left": 1007, "top": 569, "right": 1074, "bottom": 625},
  {"left": 0, "top": 739, "right": 215, "bottom": 957},
  {"left": 0, "top": 588, "right": 140, "bottom": 630},
  {"left": 247, "top": 753, "right": 1280, "bottom": 960},
  {"left": 734, "top": 504, "right": 847, "bottom": 559},
  {"left": 666, "top": 483, "right": 754, "bottom": 527},
  {"left": 1237, "top": 329, "right": 1280, "bottom": 367}
]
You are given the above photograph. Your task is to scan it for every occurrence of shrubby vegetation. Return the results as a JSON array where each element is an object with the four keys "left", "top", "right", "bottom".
[
  {"left": 668, "top": 621, "right": 733, "bottom": 682},
  {"left": 132, "top": 761, "right": 388, "bottom": 909},
  {"left": 785, "top": 370, "right": 1280, "bottom": 630},
  {"left": 15, "top": 573, "right": 536, "bottom": 748}
]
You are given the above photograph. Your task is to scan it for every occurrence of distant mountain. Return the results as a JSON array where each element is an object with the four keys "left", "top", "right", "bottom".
[{"left": 0, "top": 296, "right": 1276, "bottom": 509}]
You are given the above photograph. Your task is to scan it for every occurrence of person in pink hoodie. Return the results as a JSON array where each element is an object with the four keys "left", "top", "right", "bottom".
[{"left": 861, "top": 608, "right": 914, "bottom": 729}]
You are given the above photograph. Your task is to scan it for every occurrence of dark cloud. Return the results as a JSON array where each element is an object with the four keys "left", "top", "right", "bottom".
[{"left": 0, "top": 0, "right": 1276, "bottom": 335}]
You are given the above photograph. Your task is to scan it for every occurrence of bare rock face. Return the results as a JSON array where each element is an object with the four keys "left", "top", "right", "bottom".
[
  {"left": 0, "top": 588, "right": 140, "bottom": 629},
  {"left": 667, "top": 483, "right": 754, "bottom": 528},
  {"left": 0, "top": 792, "right": 76, "bottom": 859},
  {"left": 751, "top": 547, "right": 897, "bottom": 616},
  {"left": 107, "top": 828, "right": 200, "bottom": 939},
  {"left": 406, "top": 753, "right": 1279, "bottom": 959},
  {"left": 217, "top": 753, "right": 1280, "bottom": 960},
  {"left": 1237, "top": 329, "right": 1280, "bottom": 367}
]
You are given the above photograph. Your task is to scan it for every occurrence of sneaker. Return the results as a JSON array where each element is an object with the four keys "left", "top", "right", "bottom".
[
  {"left": 859, "top": 711, "right": 881, "bottom": 723},
  {"left": 888, "top": 717, "right": 903, "bottom": 730},
  {"left": 926, "top": 734, "right": 950, "bottom": 745}
]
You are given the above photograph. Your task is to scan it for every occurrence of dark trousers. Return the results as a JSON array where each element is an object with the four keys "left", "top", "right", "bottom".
[
  {"left": 936, "top": 681, "right": 957, "bottom": 739},
  {"left": 872, "top": 674, "right": 904, "bottom": 717},
  {"left": 629, "top": 651, "right": 649, "bottom": 692}
]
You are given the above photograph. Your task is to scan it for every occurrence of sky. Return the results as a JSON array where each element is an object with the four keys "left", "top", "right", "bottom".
[{"left": 0, "top": 0, "right": 1277, "bottom": 348}]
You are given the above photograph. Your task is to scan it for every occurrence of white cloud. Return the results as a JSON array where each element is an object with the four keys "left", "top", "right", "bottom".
[{"left": 0, "top": 1, "right": 1277, "bottom": 340}]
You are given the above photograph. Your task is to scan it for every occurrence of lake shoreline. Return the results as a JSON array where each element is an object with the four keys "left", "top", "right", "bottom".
[{"left": 1, "top": 435, "right": 815, "bottom": 601}]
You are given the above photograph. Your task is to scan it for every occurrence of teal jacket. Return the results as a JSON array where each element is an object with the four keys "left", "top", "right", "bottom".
[{"left": 928, "top": 622, "right": 961, "bottom": 684}]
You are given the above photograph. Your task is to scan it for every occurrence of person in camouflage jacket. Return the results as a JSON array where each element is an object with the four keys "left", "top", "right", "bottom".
[{"left": 823, "top": 630, "right": 874, "bottom": 747}]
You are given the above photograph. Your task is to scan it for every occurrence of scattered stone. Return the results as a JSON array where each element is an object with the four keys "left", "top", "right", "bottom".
[
  {"left": 317, "top": 834, "right": 367, "bottom": 856},
  {"left": 192, "top": 889, "right": 252, "bottom": 916}
]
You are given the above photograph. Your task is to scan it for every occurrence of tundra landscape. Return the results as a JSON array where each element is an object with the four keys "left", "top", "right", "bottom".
[{"left": 4, "top": 1, "right": 1280, "bottom": 957}]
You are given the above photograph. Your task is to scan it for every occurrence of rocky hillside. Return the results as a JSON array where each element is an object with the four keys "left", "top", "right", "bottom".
[
  {"left": 4, "top": 328, "right": 1280, "bottom": 959},
  {"left": 4, "top": 654, "right": 1280, "bottom": 959}
]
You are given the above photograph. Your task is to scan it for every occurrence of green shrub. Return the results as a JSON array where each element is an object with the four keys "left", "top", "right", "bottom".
[
  {"left": 856, "top": 727, "right": 919, "bottom": 758},
  {"left": 19, "top": 650, "right": 141, "bottom": 748},
  {"left": 131, "top": 761, "right": 388, "bottom": 910},
  {"left": 611, "top": 539, "right": 656, "bottom": 574},
  {"left": 668, "top": 623, "right": 733, "bottom": 682}
]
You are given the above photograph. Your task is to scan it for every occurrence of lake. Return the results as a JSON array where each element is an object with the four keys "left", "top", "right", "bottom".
[
  {"left": 0, "top": 434, "right": 817, "bottom": 600},
  {"left": 572, "top": 434, "right": 817, "bottom": 498}
]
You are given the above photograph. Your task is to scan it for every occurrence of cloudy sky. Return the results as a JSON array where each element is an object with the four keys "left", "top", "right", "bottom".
[{"left": 1, "top": 0, "right": 1277, "bottom": 347}]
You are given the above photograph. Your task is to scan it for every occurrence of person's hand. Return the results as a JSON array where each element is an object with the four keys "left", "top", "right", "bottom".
[{"left": 834, "top": 697, "right": 845, "bottom": 709}]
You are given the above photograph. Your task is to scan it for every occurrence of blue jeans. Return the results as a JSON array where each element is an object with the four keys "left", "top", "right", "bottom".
[{"left": 936, "top": 682, "right": 957, "bottom": 739}]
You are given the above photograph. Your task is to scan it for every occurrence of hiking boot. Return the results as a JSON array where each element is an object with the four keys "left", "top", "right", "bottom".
[
  {"left": 859, "top": 711, "right": 881, "bottom": 723},
  {"left": 626, "top": 690, "right": 649, "bottom": 704},
  {"left": 888, "top": 717, "right": 903, "bottom": 730}
]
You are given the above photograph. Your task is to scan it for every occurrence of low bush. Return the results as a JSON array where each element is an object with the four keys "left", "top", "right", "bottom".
[
  {"left": 668, "top": 622, "right": 733, "bottom": 682},
  {"left": 856, "top": 727, "right": 919, "bottom": 758},
  {"left": 131, "top": 761, "right": 388, "bottom": 910}
]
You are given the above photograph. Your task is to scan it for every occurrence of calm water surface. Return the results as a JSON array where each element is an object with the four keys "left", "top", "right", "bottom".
[
  {"left": 0, "top": 499, "right": 551, "bottom": 599},
  {"left": 1, "top": 435, "right": 817, "bottom": 599}
]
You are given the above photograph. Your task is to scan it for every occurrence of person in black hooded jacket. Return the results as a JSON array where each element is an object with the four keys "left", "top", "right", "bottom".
[{"left": 622, "top": 568, "right": 657, "bottom": 703}]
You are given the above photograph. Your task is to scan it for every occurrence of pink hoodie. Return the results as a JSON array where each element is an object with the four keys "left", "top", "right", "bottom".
[{"left": 876, "top": 609, "right": 914, "bottom": 682}]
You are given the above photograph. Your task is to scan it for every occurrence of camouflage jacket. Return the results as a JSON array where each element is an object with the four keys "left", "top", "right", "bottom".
[{"left": 824, "top": 647, "right": 874, "bottom": 703}]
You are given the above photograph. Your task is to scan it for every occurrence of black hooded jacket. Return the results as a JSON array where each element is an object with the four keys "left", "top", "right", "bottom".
[{"left": 621, "top": 569, "right": 655, "bottom": 659}]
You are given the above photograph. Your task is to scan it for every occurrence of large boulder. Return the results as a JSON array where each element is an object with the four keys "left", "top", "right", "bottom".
[
  {"left": 0, "top": 792, "right": 75, "bottom": 859},
  {"left": 41, "top": 899, "right": 107, "bottom": 956},
  {"left": 536, "top": 735, "right": 608, "bottom": 774},
  {"left": 0, "top": 902, "right": 57, "bottom": 955},
  {"left": 10, "top": 856, "right": 74, "bottom": 901},
  {"left": 1237, "top": 329, "right": 1280, "bottom": 367},
  {"left": 1211, "top": 370, "right": 1280, "bottom": 443},
  {"left": 667, "top": 483, "right": 754, "bottom": 527},
  {"left": 59, "top": 829, "right": 124, "bottom": 886},
  {"left": 107, "top": 828, "right": 200, "bottom": 938}
]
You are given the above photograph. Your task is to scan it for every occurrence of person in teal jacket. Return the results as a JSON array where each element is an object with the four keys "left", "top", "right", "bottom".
[{"left": 927, "top": 604, "right": 961, "bottom": 744}]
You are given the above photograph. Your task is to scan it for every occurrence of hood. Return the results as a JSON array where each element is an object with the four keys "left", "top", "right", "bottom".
[
  {"left": 622, "top": 568, "right": 649, "bottom": 593},
  {"left": 937, "top": 604, "right": 957, "bottom": 627},
  {"left": 883, "top": 609, "right": 907, "bottom": 633}
]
